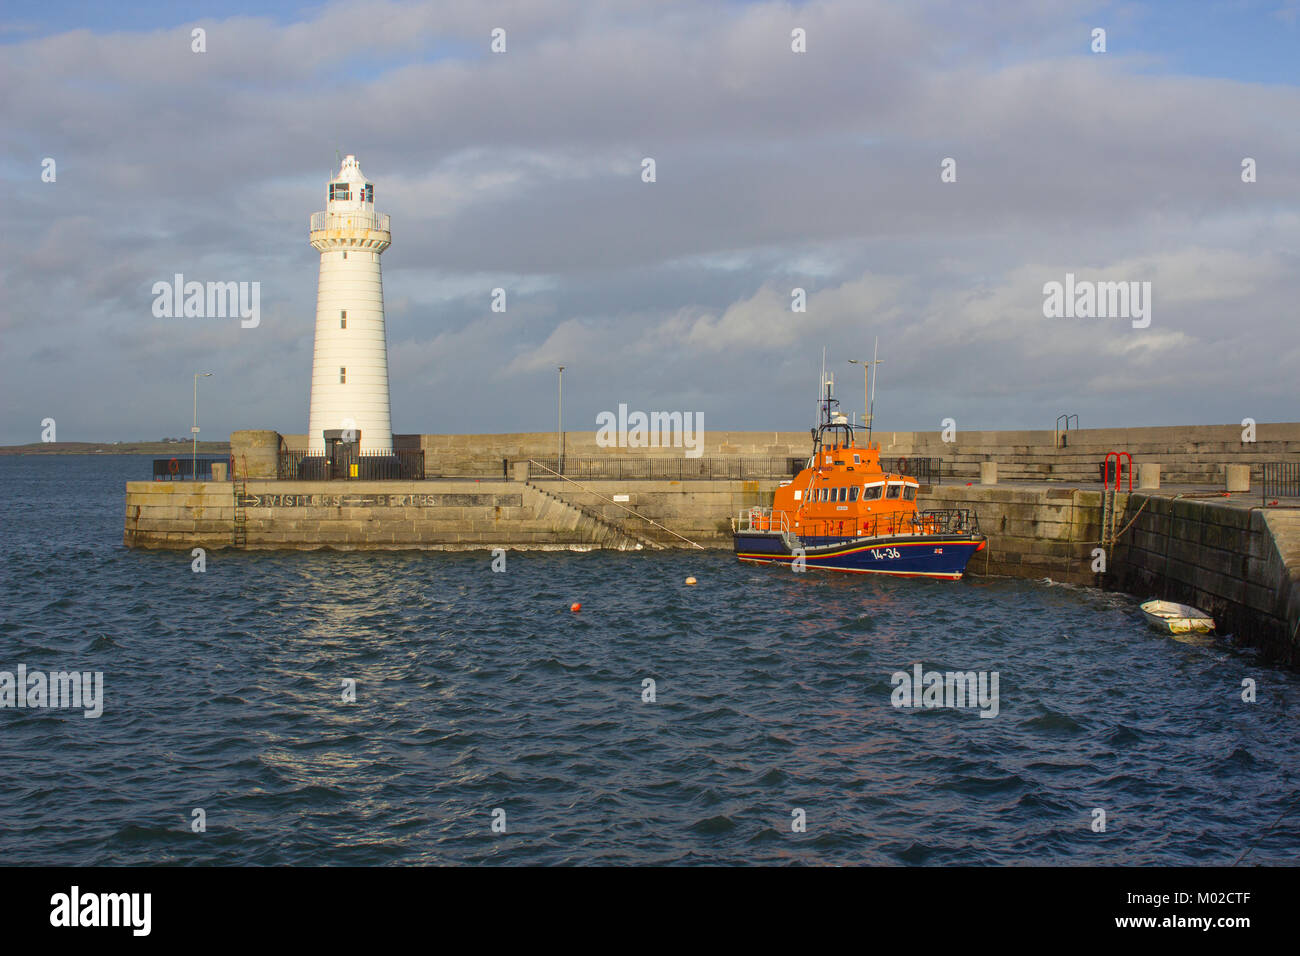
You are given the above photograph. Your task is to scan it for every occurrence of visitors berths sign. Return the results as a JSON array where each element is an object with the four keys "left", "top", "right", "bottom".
[{"left": 238, "top": 493, "right": 519, "bottom": 508}]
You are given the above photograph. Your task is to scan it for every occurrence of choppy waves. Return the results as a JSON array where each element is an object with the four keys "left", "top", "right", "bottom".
[{"left": 1, "top": 456, "right": 1297, "bottom": 865}]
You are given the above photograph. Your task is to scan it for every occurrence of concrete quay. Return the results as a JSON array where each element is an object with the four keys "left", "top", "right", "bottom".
[{"left": 125, "top": 424, "right": 1300, "bottom": 664}]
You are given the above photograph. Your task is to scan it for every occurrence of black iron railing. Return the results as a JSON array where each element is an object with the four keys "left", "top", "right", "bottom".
[
  {"left": 880, "top": 457, "right": 943, "bottom": 485},
  {"left": 1262, "top": 462, "right": 1300, "bottom": 502},
  {"left": 526, "top": 455, "right": 941, "bottom": 482},
  {"left": 277, "top": 449, "right": 425, "bottom": 480},
  {"left": 527, "top": 457, "right": 801, "bottom": 481},
  {"left": 152, "top": 457, "right": 225, "bottom": 481}
]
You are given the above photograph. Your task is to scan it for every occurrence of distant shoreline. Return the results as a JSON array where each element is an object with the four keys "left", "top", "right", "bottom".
[{"left": 0, "top": 442, "right": 232, "bottom": 456}]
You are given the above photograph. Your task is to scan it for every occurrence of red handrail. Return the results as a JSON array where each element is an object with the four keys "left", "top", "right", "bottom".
[{"left": 1104, "top": 451, "right": 1133, "bottom": 492}]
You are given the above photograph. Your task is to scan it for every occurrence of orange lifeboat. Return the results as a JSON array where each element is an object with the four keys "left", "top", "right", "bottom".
[{"left": 732, "top": 368, "right": 984, "bottom": 579}]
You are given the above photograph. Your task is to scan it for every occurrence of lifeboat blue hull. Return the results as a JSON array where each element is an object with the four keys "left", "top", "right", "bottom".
[{"left": 733, "top": 530, "right": 985, "bottom": 579}]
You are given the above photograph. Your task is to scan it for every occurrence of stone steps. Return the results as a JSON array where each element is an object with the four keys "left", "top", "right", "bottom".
[{"left": 522, "top": 482, "right": 656, "bottom": 550}]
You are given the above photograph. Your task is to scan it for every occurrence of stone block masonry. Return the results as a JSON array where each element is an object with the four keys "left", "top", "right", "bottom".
[
  {"left": 916, "top": 484, "right": 1106, "bottom": 585},
  {"left": 262, "top": 422, "right": 1300, "bottom": 483},
  {"left": 126, "top": 474, "right": 1105, "bottom": 576},
  {"left": 1109, "top": 494, "right": 1300, "bottom": 664},
  {"left": 123, "top": 479, "right": 777, "bottom": 552}
]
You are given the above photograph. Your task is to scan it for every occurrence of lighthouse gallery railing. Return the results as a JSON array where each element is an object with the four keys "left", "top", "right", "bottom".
[{"left": 310, "top": 211, "right": 391, "bottom": 232}]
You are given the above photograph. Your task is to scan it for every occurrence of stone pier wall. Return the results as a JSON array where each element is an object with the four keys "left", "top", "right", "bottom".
[
  {"left": 1109, "top": 494, "right": 1300, "bottom": 664},
  {"left": 125, "top": 461, "right": 1300, "bottom": 663},
  {"left": 123, "top": 478, "right": 782, "bottom": 551},
  {"left": 915, "top": 484, "right": 1107, "bottom": 585}
]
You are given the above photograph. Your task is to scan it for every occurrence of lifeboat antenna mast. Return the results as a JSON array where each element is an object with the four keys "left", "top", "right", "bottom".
[
  {"left": 867, "top": 337, "right": 882, "bottom": 447},
  {"left": 818, "top": 346, "right": 827, "bottom": 424}
]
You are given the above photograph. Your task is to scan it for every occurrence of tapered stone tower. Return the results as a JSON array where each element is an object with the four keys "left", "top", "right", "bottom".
[{"left": 307, "top": 155, "right": 393, "bottom": 455}]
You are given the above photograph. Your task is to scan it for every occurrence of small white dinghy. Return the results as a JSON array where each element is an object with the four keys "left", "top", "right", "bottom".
[{"left": 1141, "top": 599, "right": 1215, "bottom": 635}]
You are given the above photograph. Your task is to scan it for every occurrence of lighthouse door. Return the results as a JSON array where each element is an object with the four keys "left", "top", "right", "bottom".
[{"left": 323, "top": 429, "right": 360, "bottom": 480}]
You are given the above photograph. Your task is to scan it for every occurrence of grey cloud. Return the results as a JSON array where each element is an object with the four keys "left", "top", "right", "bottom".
[{"left": 1, "top": 0, "right": 1297, "bottom": 443}]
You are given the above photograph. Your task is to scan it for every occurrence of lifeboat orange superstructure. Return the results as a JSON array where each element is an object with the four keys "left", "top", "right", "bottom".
[
  {"left": 733, "top": 363, "right": 985, "bottom": 579},
  {"left": 752, "top": 434, "right": 940, "bottom": 539}
]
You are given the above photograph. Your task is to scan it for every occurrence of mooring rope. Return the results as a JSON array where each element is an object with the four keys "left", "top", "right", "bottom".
[
  {"left": 1108, "top": 495, "right": 1151, "bottom": 546},
  {"left": 525, "top": 460, "right": 706, "bottom": 550},
  {"left": 1109, "top": 490, "right": 1232, "bottom": 548}
]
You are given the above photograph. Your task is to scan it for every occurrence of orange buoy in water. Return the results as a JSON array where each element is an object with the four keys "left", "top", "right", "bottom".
[
  {"left": 685, "top": 576, "right": 697, "bottom": 586},
  {"left": 570, "top": 602, "right": 582, "bottom": 612}
]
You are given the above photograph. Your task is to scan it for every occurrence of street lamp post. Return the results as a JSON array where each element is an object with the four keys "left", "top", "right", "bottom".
[
  {"left": 193, "top": 372, "right": 212, "bottom": 480},
  {"left": 557, "top": 366, "right": 565, "bottom": 475}
]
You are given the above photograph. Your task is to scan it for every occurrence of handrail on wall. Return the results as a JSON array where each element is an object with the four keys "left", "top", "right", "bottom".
[
  {"left": 1104, "top": 451, "right": 1133, "bottom": 492},
  {"left": 1055, "top": 413, "right": 1079, "bottom": 448}
]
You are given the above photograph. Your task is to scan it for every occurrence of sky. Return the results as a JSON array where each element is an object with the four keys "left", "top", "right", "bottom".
[{"left": 1, "top": 0, "right": 1297, "bottom": 444}]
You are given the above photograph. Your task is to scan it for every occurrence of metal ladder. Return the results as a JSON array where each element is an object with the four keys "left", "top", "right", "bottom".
[
  {"left": 232, "top": 456, "right": 248, "bottom": 548},
  {"left": 1100, "top": 486, "right": 1117, "bottom": 549},
  {"left": 1099, "top": 451, "right": 1132, "bottom": 549}
]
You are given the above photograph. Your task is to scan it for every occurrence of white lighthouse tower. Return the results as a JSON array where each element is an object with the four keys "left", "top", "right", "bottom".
[{"left": 307, "top": 154, "right": 393, "bottom": 457}]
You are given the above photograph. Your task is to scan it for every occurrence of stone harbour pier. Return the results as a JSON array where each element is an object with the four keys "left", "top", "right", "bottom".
[{"left": 124, "top": 423, "right": 1300, "bottom": 663}]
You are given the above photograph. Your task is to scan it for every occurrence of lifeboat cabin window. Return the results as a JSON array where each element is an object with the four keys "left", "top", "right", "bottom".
[
  {"left": 863, "top": 485, "right": 882, "bottom": 500},
  {"left": 329, "top": 183, "right": 351, "bottom": 201},
  {"left": 903, "top": 486, "right": 917, "bottom": 501},
  {"left": 849, "top": 486, "right": 859, "bottom": 501},
  {"left": 886, "top": 485, "right": 901, "bottom": 499},
  {"left": 853, "top": 454, "right": 861, "bottom": 464}
]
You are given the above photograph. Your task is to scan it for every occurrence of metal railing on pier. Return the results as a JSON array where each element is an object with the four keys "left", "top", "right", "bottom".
[
  {"left": 879, "top": 457, "right": 943, "bottom": 484},
  {"left": 277, "top": 449, "right": 424, "bottom": 480},
  {"left": 152, "top": 457, "right": 225, "bottom": 481},
  {"left": 527, "top": 457, "right": 801, "bottom": 481},
  {"left": 1263, "top": 462, "right": 1300, "bottom": 502}
]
